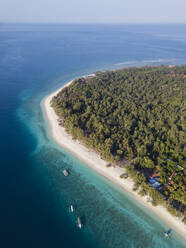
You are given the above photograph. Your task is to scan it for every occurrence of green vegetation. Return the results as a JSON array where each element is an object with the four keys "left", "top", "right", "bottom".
[{"left": 51, "top": 65, "right": 186, "bottom": 217}]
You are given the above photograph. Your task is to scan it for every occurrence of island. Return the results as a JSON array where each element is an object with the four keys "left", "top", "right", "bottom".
[{"left": 44, "top": 65, "right": 186, "bottom": 238}]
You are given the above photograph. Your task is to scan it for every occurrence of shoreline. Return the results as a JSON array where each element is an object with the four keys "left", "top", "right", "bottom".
[{"left": 43, "top": 75, "right": 186, "bottom": 240}]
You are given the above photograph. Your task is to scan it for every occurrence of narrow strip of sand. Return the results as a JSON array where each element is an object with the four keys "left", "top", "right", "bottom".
[{"left": 43, "top": 77, "right": 186, "bottom": 239}]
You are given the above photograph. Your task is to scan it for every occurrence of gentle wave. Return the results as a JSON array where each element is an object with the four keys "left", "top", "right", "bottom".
[{"left": 115, "top": 58, "right": 175, "bottom": 67}]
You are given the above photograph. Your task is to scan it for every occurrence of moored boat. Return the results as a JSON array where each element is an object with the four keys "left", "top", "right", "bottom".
[
  {"left": 164, "top": 229, "right": 172, "bottom": 238},
  {"left": 77, "top": 217, "right": 82, "bottom": 229},
  {"left": 63, "top": 169, "right": 69, "bottom": 176},
  {"left": 70, "top": 205, "right": 74, "bottom": 212}
]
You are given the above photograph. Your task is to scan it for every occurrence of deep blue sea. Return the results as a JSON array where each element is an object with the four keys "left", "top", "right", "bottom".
[{"left": 0, "top": 23, "right": 186, "bottom": 248}]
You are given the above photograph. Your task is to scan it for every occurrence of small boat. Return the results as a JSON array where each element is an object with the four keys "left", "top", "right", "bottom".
[
  {"left": 164, "top": 229, "right": 172, "bottom": 238},
  {"left": 77, "top": 217, "right": 82, "bottom": 229},
  {"left": 70, "top": 205, "right": 74, "bottom": 212},
  {"left": 63, "top": 169, "right": 69, "bottom": 176}
]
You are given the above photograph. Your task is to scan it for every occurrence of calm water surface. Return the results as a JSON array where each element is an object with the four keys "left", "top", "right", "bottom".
[{"left": 0, "top": 23, "right": 186, "bottom": 248}]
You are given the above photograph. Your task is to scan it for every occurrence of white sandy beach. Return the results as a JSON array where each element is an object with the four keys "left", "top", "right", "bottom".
[{"left": 43, "top": 77, "right": 186, "bottom": 239}]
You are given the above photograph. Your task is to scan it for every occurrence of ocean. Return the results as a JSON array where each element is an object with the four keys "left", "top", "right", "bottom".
[{"left": 0, "top": 23, "right": 185, "bottom": 248}]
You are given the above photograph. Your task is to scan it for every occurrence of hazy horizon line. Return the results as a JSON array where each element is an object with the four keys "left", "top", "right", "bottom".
[{"left": 1, "top": 21, "right": 186, "bottom": 25}]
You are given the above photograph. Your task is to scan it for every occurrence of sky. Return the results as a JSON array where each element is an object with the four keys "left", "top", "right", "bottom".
[{"left": 1, "top": 0, "right": 186, "bottom": 23}]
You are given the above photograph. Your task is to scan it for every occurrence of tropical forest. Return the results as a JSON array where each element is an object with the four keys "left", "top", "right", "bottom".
[{"left": 51, "top": 66, "right": 186, "bottom": 222}]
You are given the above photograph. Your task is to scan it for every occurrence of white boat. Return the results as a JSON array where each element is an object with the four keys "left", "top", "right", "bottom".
[
  {"left": 63, "top": 169, "right": 69, "bottom": 176},
  {"left": 70, "top": 205, "right": 74, "bottom": 212},
  {"left": 77, "top": 217, "right": 82, "bottom": 229}
]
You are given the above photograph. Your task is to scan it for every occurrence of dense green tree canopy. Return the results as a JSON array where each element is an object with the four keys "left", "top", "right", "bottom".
[{"left": 51, "top": 66, "right": 186, "bottom": 207}]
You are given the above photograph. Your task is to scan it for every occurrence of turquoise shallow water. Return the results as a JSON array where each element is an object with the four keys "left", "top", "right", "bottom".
[{"left": 0, "top": 23, "right": 186, "bottom": 248}]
